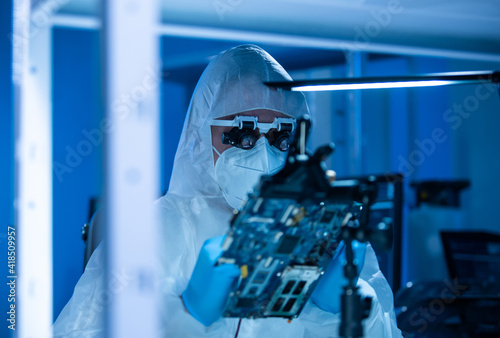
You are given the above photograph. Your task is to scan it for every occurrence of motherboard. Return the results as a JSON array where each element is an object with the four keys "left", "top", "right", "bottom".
[
  {"left": 217, "top": 116, "right": 378, "bottom": 319},
  {"left": 219, "top": 195, "right": 364, "bottom": 319}
]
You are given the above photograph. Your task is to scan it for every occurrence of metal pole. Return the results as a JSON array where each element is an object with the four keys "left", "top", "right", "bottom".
[
  {"left": 103, "top": 0, "right": 161, "bottom": 336},
  {"left": 346, "top": 51, "right": 364, "bottom": 175},
  {"left": 14, "top": 0, "right": 54, "bottom": 335}
]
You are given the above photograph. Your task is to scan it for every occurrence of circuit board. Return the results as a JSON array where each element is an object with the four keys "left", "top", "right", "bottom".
[
  {"left": 218, "top": 194, "right": 364, "bottom": 319},
  {"left": 217, "top": 116, "right": 376, "bottom": 319}
]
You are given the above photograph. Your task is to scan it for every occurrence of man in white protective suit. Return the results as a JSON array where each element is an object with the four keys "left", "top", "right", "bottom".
[{"left": 53, "top": 44, "right": 402, "bottom": 337}]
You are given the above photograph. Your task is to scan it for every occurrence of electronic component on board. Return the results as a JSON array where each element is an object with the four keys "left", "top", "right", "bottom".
[{"left": 218, "top": 116, "right": 383, "bottom": 319}]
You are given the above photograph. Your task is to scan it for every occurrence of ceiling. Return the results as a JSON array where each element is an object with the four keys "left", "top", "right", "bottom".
[
  {"left": 39, "top": 0, "right": 500, "bottom": 84},
  {"left": 48, "top": 0, "right": 500, "bottom": 57}
]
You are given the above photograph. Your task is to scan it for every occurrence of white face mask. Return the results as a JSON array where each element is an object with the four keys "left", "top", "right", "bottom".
[{"left": 213, "top": 137, "right": 286, "bottom": 210}]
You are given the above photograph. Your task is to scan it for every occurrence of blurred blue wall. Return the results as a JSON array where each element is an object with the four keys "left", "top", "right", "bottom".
[
  {"left": 52, "top": 27, "right": 102, "bottom": 320},
  {"left": 0, "top": 1, "right": 13, "bottom": 337}
]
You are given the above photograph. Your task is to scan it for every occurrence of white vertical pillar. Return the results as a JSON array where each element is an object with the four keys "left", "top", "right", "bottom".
[
  {"left": 103, "top": 0, "right": 161, "bottom": 337},
  {"left": 346, "top": 51, "right": 364, "bottom": 175},
  {"left": 14, "top": 0, "right": 53, "bottom": 336}
]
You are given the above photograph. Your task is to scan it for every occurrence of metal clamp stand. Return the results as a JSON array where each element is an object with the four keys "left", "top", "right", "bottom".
[
  {"left": 339, "top": 229, "right": 372, "bottom": 338},
  {"left": 338, "top": 190, "right": 392, "bottom": 337}
]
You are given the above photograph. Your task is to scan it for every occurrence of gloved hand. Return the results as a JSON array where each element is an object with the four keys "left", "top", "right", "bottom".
[
  {"left": 310, "top": 240, "right": 367, "bottom": 314},
  {"left": 182, "top": 235, "right": 241, "bottom": 326}
]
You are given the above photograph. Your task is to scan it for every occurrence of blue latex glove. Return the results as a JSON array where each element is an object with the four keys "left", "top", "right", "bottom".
[
  {"left": 310, "top": 240, "right": 367, "bottom": 314},
  {"left": 182, "top": 235, "right": 241, "bottom": 326}
]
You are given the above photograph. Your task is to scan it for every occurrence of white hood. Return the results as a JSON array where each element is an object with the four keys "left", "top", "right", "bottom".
[{"left": 167, "top": 44, "right": 309, "bottom": 199}]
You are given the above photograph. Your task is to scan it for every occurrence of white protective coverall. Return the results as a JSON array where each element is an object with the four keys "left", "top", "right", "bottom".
[{"left": 53, "top": 45, "right": 402, "bottom": 337}]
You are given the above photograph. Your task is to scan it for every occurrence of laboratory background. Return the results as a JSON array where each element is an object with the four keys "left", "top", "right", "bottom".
[{"left": 1, "top": 0, "right": 500, "bottom": 337}]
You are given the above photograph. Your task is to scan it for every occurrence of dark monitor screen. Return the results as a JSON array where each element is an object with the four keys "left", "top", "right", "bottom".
[{"left": 441, "top": 231, "right": 500, "bottom": 283}]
